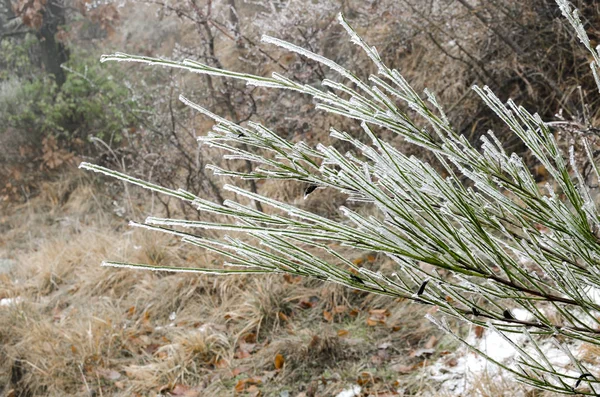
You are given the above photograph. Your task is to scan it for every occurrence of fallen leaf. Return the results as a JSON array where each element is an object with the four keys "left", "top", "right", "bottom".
[
  {"left": 357, "top": 372, "right": 371, "bottom": 386},
  {"left": 307, "top": 334, "right": 319, "bottom": 347},
  {"left": 337, "top": 329, "right": 349, "bottom": 337},
  {"left": 424, "top": 335, "right": 437, "bottom": 349},
  {"left": 369, "top": 309, "right": 391, "bottom": 317},
  {"left": 274, "top": 353, "right": 285, "bottom": 370},
  {"left": 283, "top": 274, "right": 302, "bottom": 284},
  {"left": 242, "top": 333, "right": 257, "bottom": 343},
  {"left": 144, "top": 343, "right": 161, "bottom": 354},
  {"left": 445, "top": 357, "right": 458, "bottom": 367},
  {"left": 246, "top": 384, "right": 260, "bottom": 396},
  {"left": 278, "top": 312, "right": 289, "bottom": 322},
  {"left": 366, "top": 308, "right": 389, "bottom": 326},
  {"left": 323, "top": 310, "right": 333, "bottom": 322},
  {"left": 474, "top": 325, "right": 485, "bottom": 339},
  {"left": 171, "top": 384, "right": 200, "bottom": 397},
  {"left": 299, "top": 300, "right": 313, "bottom": 309},
  {"left": 357, "top": 371, "right": 381, "bottom": 386},
  {"left": 235, "top": 349, "right": 251, "bottom": 359},
  {"left": 234, "top": 377, "right": 262, "bottom": 393},
  {"left": 334, "top": 305, "right": 347, "bottom": 314},
  {"left": 353, "top": 257, "right": 365, "bottom": 265},
  {"left": 231, "top": 367, "right": 243, "bottom": 377},
  {"left": 215, "top": 358, "right": 228, "bottom": 369}
]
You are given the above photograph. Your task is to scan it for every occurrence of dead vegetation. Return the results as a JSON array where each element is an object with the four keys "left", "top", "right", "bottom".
[{"left": 0, "top": 171, "right": 466, "bottom": 396}]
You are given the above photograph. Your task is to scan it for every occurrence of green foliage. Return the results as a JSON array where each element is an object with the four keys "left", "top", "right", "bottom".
[
  {"left": 0, "top": 48, "right": 141, "bottom": 148},
  {"left": 0, "top": 34, "right": 39, "bottom": 80}
]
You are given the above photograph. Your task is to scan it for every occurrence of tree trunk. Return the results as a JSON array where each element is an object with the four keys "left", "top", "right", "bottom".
[{"left": 38, "top": 0, "right": 69, "bottom": 87}]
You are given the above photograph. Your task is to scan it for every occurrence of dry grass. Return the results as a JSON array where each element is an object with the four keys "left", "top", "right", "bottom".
[
  {"left": 0, "top": 171, "right": 567, "bottom": 396},
  {"left": 0, "top": 170, "right": 467, "bottom": 397}
]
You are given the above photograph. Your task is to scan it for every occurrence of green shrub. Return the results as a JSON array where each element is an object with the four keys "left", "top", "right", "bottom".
[{"left": 2, "top": 50, "right": 140, "bottom": 145}]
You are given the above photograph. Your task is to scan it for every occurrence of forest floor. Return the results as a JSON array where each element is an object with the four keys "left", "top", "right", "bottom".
[{"left": 0, "top": 170, "right": 553, "bottom": 396}]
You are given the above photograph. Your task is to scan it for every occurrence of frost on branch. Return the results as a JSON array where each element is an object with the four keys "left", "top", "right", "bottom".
[{"left": 83, "top": 1, "right": 600, "bottom": 394}]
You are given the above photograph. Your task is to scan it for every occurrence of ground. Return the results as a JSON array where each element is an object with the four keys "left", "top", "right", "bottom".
[{"left": 0, "top": 170, "right": 557, "bottom": 396}]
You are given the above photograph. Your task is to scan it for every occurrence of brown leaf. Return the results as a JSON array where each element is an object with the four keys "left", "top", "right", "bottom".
[
  {"left": 424, "top": 335, "right": 437, "bottom": 349},
  {"left": 274, "top": 353, "right": 285, "bottom": 370},
  {"left": 334, "top": 305, "right": 347, "bottom": 314},
  {"left": 357, "top": 372, "right": 381, "bottom": 386},
  {"left": 144, "top": 343, "right": 161, "bottom": 355},
  {"left": 352, "top": 257, "right": 365, "bottom": 265},
  {"left": 299, "top": 300, "right": 313, "bottom": 309},
  {"left": 246, "top": 384, "right": 261, "bottom": 396},
  {"left": 283, "top": 274, "right": 302, "bottom": 284},
  {"left": 235, "top": 349, "right": 251, "bottom": 359},
  {"left": 278, "top": 312, "right": 289, "bottom": 322},
  {"left": 242, "top": 333, "right": 257, "bottom": 343},
  {"left": 308, "top": 335, "right": 321, "bottom": 350},
  {"left": 367, "top": 308, "right": 389, "bottom": 326},
  {"left": 474, "top": 325, "right": 485, "bottom": 339},
  {"left": 369, "top": 309, "right": 391, "bottom": 317},
  {"left": 371, "top": 355, "right": 383, "bottom": 365},
  {"left": 126, "top": 306, "right": 136, "bottom": 317},
  {"left": 171, "top": 384, "right": 200, "bottom": 397},
  {"left": 215, "top": 358, "right": 228, "bottom": 369},
  {"left": 234, "top": 377, "right": 262, "bottom": 393},
  {"left": 231, "top": 367, "right": 243, "bottom": 377},
  {"left": 337, "top": 329, "right": 349, "bottom": 337},
  {"left": 323, "top": 310, "right": 333, "bottom": 322}
]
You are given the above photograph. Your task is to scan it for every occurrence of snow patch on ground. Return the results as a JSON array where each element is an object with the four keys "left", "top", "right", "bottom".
[
  {"left": 426, "top": 321, "right": 595, "bottom": 396},
  {"left": 335, "top": 385, "right": 361, "bottom": 397},
  {"left": 0, "top": 297, "right": 22, "bottom": 306}
]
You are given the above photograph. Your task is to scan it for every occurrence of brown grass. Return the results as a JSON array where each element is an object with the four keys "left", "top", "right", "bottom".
[
  {"left": 0, "top": 172, "right": 566, "bottom": 396},
  {"left": 0, "top": 170, "right": 463, "bottom": 396}
]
